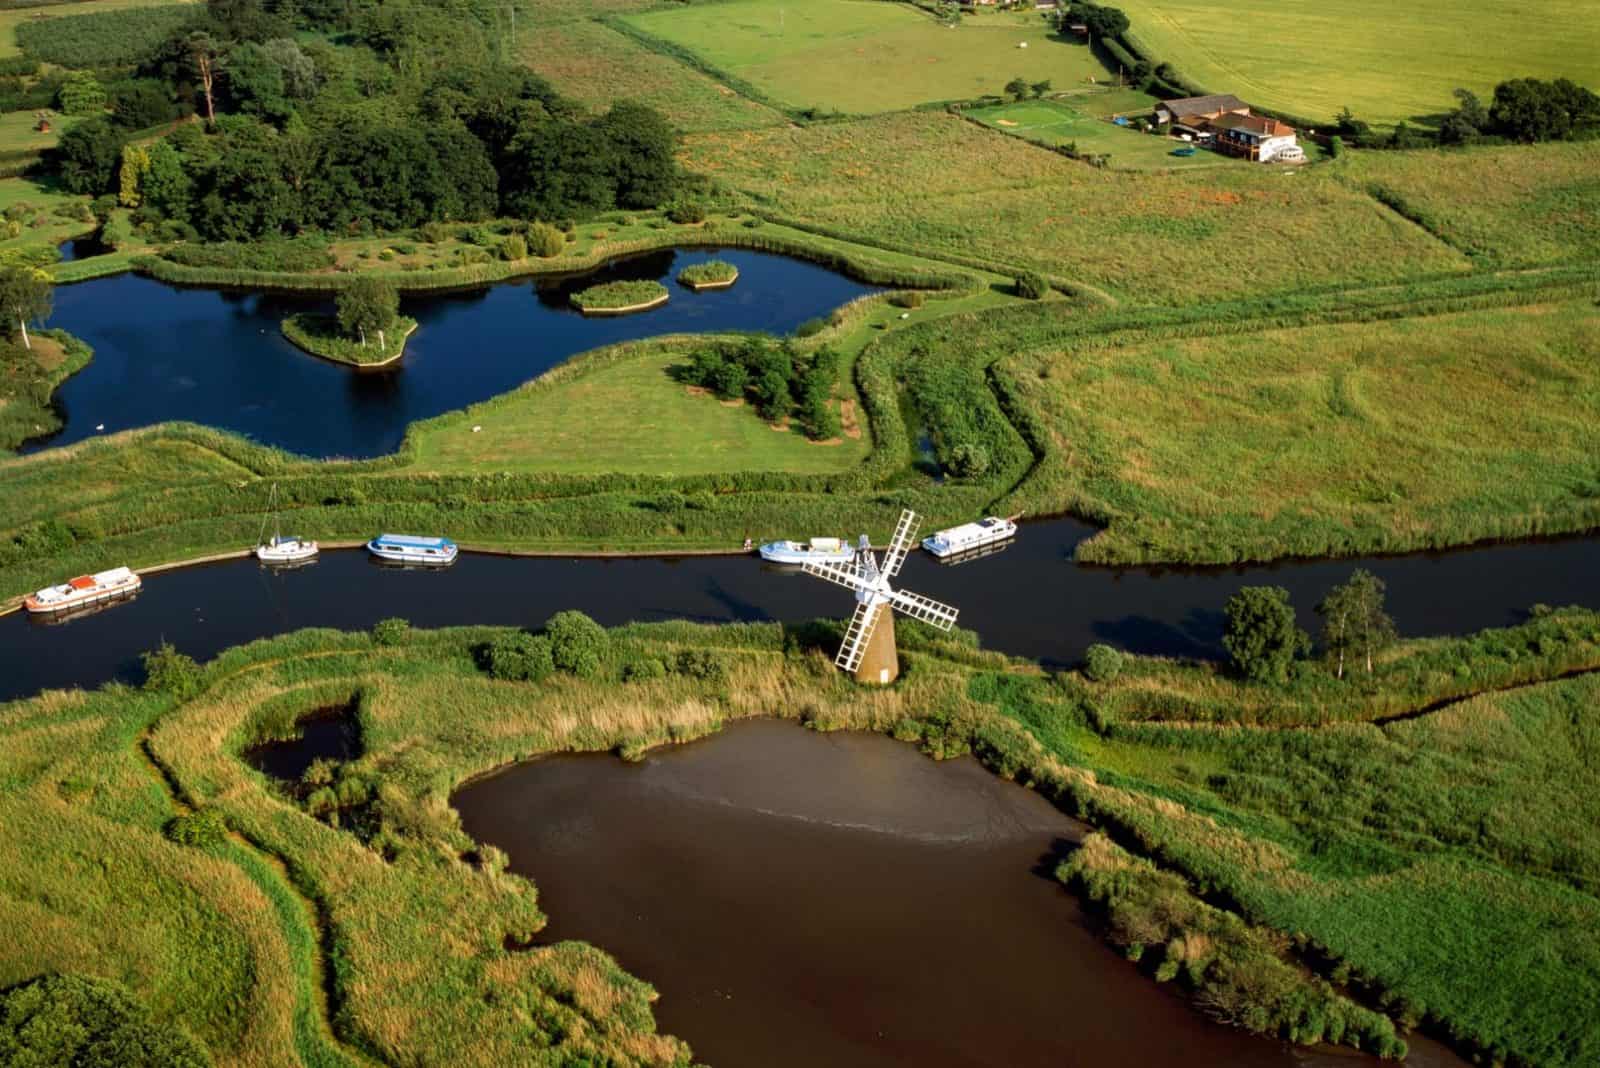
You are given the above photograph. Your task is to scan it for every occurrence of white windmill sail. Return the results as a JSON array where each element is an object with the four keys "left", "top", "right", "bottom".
[{"left": 800, "top": 509, "right": 959, "bottom": 675}]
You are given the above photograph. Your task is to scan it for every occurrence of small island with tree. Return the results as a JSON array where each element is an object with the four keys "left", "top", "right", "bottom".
[
  {"left": 677, "top": 259, "right": 739, "bottom": 291},
  {"left": 281, "top": 277, "right": 417, "bottom": 367},
  {"left": 569, "top": 279, "right": 669, "bottom": 316}
]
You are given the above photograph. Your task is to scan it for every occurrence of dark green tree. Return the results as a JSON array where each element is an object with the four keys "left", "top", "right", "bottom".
[
  {"left": 483, "top": 632, "right": 555, "bottom": 682},
  {"left": 0, "top": 974, "right": 211, "bottom": 1067},
  {"left": 222, "top": 41, "right": 291, "bottom": 123},
  {"left": 1222, "top": 586, "right": 1310, "bottom": 683},
  {"left": 544, "top": 610, "right": 608, "bottom": 678},
  {"left": 594, "top": 100, "right": 679, "bottom": 209},
  {"left": 1489, "top": 77, "right": 1600, "bottom": 142},
  {"left": 51, "top": 117, "right": 125, "bottom": 194},
  {"left": 141, "top": 641, "right": 204, "bottom": 699},
  {"left": 710, "top": 358, "right": 749, "bottom": 401},
  {"left": 1437, "top": 87, "right": 1488, "bottom": 144},
  {"left": 753, "top": 368, "right": 792, "bottom": 422},
  {"left": 337, "top": 276, "right": 399, "bottom": 348},
  {"left": 1004, "top": 76, "right": 1030, "bottom": 101}
]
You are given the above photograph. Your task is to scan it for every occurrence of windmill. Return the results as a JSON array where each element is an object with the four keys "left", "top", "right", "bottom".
[{"left": 801, "top": 509, "right": 959, "bottom": 685}]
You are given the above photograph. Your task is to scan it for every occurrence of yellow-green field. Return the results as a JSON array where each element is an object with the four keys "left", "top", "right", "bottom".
[
  {"left": 686, "top": 111, "right": 1468, "bottom": 299},
  {"left": 1004, "top": 297, "right": 1600, "bottom": 562},
  {"left": 0, "top": 0, "right": 197, "bottom": 58},
  {"left": 622, "top": 0, "right": 1110, "bottom": 112},
  {"left": 967, "top": 97, "right": 1238, "bottom": 170},
  {"left": 1119, "top": 0, "right": 1600, "bottom": 124},
  {"left": 413, "top": 342, "right": 869, "bottom": 475},
  {"left": 519, "top": 18, "right": 784, "bottom": 131}
]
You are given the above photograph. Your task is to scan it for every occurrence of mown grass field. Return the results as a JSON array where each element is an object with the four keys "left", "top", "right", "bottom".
[
  {"left": 1001, "top": 297, "right": 1600, "bottom": 563},
  {"left": 0, "top": 0, "right": 197, "bottom": 59},
  {"left": 685, "top": 111, "right": 1470, "bottom": 299},
  {"left": 1117, "top": 0, "right": 1598, "bottom": 125},
  {"left": 1338, "top": 141, "right": 1600, "bottom": 267},
  {"left": 967, "top": 98, "right": 1236, "bottom": 170},
  {"left": 413, "top": 340, "right": 869, "bottom": 476},
  {"left": 517, "top": 18, "right": 785, "bottom": 132},
  {"left": 622, "top": 0, "right": 1109, "bottom": 113}
]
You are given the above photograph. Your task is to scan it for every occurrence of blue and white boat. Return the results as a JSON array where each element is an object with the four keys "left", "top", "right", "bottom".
[
  {"left": 922, "top": 516, "right": 1018, "bottom": 559},
  {"left": 367, "top": 533, "right": 458, "bottom": 566}
]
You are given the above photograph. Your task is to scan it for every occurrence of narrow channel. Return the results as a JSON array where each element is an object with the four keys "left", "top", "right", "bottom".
[{"left": 4, "top": 519, "right": 1598, "bottom": 703}]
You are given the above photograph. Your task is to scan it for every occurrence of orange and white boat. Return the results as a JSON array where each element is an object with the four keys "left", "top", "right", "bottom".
[{"left": 24, "top": 567, "right": 142, "bottom": 614}]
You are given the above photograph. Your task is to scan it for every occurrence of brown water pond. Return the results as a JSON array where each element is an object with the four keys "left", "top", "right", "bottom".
[{"left": 453, "top": 719, "right": 1464, "bottom": 1068}]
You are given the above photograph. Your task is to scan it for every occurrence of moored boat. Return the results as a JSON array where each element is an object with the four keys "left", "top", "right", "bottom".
[
  {"left": 367, "top": 533, "right": 458, "bottom": 566},
  {"left": 255, "top": 482, "right": 319, "bottom": 564},
  {"left": 758, "top": 537, "right": 854, "bottom": 565},
  {"left": 24, "top": 567, "right": 142, "bottom": 614},
  {"left": 921, "top": 516, "right": 1019, "bottom": 559}
]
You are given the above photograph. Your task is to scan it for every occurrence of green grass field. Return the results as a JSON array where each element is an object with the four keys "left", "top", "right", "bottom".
[
  {"left": 686, "top": 111, "right": 1468, "bottom": 300},
  {"left": 0, "top": 0, "right": 197, "bottom": 59},
  {"left": 968, "top": 98, "right": 1237, "bottom": 170},
  {"left": 622, "top": 0, "right": 1110, "bottom": 113},
  {"left": 1002, "top": 297, "right": 1600, "bottom": 563},
  {"left": 518, "top": 18, "right": 785, "bottom": 132},
  {"left": 1118, "top": 0, "right": 1599, "bottom": 125},
  {"left": 414, "top": 341, "right": 870, "bottom": 476}
]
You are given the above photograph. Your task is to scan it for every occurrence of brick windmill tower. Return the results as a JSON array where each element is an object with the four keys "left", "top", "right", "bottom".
[{"left": 801, "top": 509, "right": 959, "bottom": 685}]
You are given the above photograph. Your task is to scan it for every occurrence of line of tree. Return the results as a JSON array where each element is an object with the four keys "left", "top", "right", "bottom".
[
  {"left": 676, "top": 336, "right": 844, "bottom": 440},
  {"left": 1221, "top": 571, "right": 1396, "bottom": 683},
  {"left": 46, "top": 0, "right": 684, "bottom": 241},
  {"left": 1334, "top": 77, "right": 1599, "bottom": 149}
]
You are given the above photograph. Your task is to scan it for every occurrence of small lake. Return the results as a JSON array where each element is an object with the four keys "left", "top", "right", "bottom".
[
  {"left": 452, "top": 719, "right": 1460, "bottom": 1067},
  {"left": 30, "top": 248, "right": 876, "bottom": 457},
  {"left": 4, "top": 518, "right": 1599, "bottom": 703}
]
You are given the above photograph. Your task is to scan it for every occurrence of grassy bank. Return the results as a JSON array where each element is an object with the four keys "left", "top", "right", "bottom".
[
  {"left": 7, "top": 610, "right": 1600, "bottom": 1062},
  {"left": 0, "top": 328, "right": 91, "bottom": 453},
  {"left": 280, "top": 314, "right": 419, "bottom": 367}
]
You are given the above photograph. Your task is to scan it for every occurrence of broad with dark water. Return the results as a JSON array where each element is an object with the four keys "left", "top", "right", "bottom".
[
  {"left": 452, "top": 719, "right": 1461, "bottom": 1067},
  {"left": 31, "top": 248, "right": 876, "bottom": 457},
  {"left": 4, "top": 519, "right": 1598, "bottom": 703}
]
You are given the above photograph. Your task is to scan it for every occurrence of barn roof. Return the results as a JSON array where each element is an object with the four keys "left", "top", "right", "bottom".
[{"left": 1158, "top": 93, "right": 1250, "bottom": 119}]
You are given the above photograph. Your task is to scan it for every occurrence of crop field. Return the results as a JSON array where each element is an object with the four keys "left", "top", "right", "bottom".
[
  {"left": 0, "top": 0, "right": 197, "bottom": 60},
  {"left": 685, "top": 111, "right": 1469, "bottom": 299},
  {"left": 518, "top": 18, "right": 785, "bottom": 132},
  {"left": 1117, "top": 0, "right": 1599, "bottom": 125},
  {"left": 1338, "top": 141, "right": 1600, "bottom": 267},
  {"left": 621, "top": 0, "right": 1110, "bottom": 113},
  {"left": 415, "top": 342, "right": 868, "bottom": 476},
  {"left": 967, "top": 98, "right": 1236, "bottom": 170},
  {"left": 1000, "top": 297, "right": 1600, "bottom": 563}
]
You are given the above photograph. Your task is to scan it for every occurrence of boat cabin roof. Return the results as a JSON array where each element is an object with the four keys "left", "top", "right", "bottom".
[
  {"left": 373, "top": 534, "right": 455, "bottom": 549},
  {"left": 931, "top": 517, "right": 1012, "bottom": 540}
]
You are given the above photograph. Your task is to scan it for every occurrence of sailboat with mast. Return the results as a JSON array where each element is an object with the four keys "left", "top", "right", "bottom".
[{"left": 254, "top": 483, "right": 319, "bottom": 564}]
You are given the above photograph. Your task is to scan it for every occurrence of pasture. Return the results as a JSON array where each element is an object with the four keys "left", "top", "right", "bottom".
[
  {"left": 518, "top": 18, "right": 785, "bottom": 132},
  {"left": 621, "top": 0, "right": 1109, "bottom": 113},
  {"left": 967, "top": 97, "right": 1235, "bottom": 170},
  {"left": 684, "top": 111, "right": 1469, "bottom": 299},
  {"left": 1117, "top": 0, "right": 1599, "bottom": 125},
  {"left": 1002, "top": 297, "right": 1600, "bottom": 563}
]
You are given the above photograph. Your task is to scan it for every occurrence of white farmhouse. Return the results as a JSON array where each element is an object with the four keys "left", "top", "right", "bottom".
[{"left": 1209, "top": 112, "right": 1300, "bottom": 162}]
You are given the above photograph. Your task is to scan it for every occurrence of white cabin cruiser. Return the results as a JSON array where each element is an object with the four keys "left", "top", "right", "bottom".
[
  {"left": 758, "top": 537, "right": 855, "bottom": 565},
  {"left": 24, "top": 566, "right": 142, "bottom": 614},
  {"left": 367, "top": 533, "right": 458, "bottom": 566},
  {"left": 921, "top": 516, "right": 1018, "bottom": 559}
]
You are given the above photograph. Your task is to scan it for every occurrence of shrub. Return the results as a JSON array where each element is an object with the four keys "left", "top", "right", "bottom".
[
  {"left": 164, "top": 808, "right": 228, "bottom": 848},
  {"left": 499, "top": 234, "right": 527, "bottom": 261},
  {"left": 677, "top": 259, "right": 738, "bottom": 287},
  {"left": 947, "top": 441, "right": 990, "bottom": 478},
  {"left": 1083, "top": 644, "right": 1124, "bottom": 683},
  {"left": 890, "top": 291, "right": 926, "bottom": 309},
  {"left": 1016, "top": 271, "right": 1049, "bottom": 300},
  {"left": 794, "top": 317, "right": 825, "bottom": 338},
  {"left": 545, "top": 610, "right": 608, "bottom": 678},
  {"left": 162, "top": 237, "right": 333, "bottom": 272},
  {"left": 483, "top": 631, "right": 555, "bottom": 682},
  {"left": 1223, "top": 587, "right": 1310, "bottom": 683},
  {"left": 622, "top": 657, "right": 669, "bottom": 682},
  {"left": 741, "top": 216, "right": 763, "bottom": 228},
  {"left": 419, "top": 220, "right": 452, "bottom": 244},
  {"left": 710, "top": 359, "right": 749, "bottom": 400},
  {"left": 0, "top": 974, "right": 211, "bottom": 1068},
  {"left": 673, "top": 649, "right": 726, "bottom": 682},
  {"left": 667, "top": 201, "right": 706, "bottom": 224},
  {"left": 371, "top": 618, "right": 410, "bottom": 646},
  {"left": 141, "top": 642, "right": 202, "bottom": 700}
]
